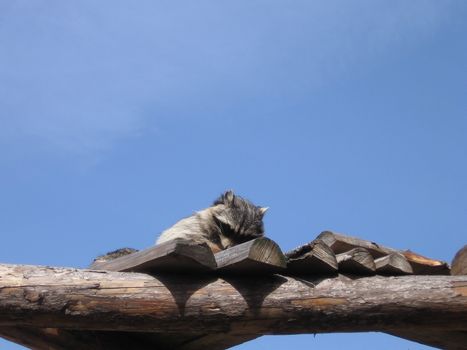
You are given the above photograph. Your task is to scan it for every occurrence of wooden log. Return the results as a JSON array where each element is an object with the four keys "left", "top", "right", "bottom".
[
  {"left": 451, "top": 245, "right": 467, "bottom": 276},
  {"left": 317, "top": 231, "right": 450, "bottom": 275},
  {"left": 285, "top": 239, "right": 338, "bottom": 275},
  {"left": 0, "top": 263, "right": 466, "bottom": 350},
  {"left": 0, "top": 327, "right": 159, "bottom": 350},
  {"left": 89, "top": 239, "right": 217, "bottom": 273},
  {"left": 214, "top": 237, "right": 286, "bottom": 274},
  {"left": 375, "top": 252, "right": 413, "bottom": 276},
  {"left": 402, "top": 250, "right": 450, "bottom": 275},
  {"left": 317, "top": 231, "right": 394, "bottom": 258},
  {"left": 336, "top": 248, "right": 375, "bottom": 275}
]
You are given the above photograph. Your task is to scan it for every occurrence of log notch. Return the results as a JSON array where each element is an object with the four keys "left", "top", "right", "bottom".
[
  {"left": 285, "top": 239, "right": 338, "bottom": 275},
  {"left": 0, "top": 263, "right": 467, "bottom": 350}
]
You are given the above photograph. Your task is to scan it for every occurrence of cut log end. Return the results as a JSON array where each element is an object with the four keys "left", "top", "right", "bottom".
[
  {"left": 451, "top": 245, "right": 467, "bottom": 276},
  {"left": 215, "top": 237, "right": 287, "bottom": 274},
  {"left": 286, "top": 240, "right": 338, "bottom": 275},
  {"left": 403, "top": 250, "right": 450, "bottom": 275},
  {"left": 336, "top": 248, "right": 376, "bottom": 275},
  {"left": 375, "top": 253, "right": 413, "bottom": 276}
]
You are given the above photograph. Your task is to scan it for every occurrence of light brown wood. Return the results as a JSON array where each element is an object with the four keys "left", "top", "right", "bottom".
[
  {"left": 402, "top": 250, "right": 450, "bottom": 275},
  {"left": 451, "top": 245, "right": 467, "bottom": 276}
]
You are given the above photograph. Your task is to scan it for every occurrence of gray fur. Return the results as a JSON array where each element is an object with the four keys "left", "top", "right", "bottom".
[{"left": 156, "top": 191, "right": 267, "bottom": 252}]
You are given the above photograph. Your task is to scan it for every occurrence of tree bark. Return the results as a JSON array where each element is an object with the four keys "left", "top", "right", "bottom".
[{"left": 0, "top": 263, "right": 466, "bottom": 348}]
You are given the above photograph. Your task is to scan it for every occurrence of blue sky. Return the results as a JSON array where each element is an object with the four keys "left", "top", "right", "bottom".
[{"left": 1, "top": 1, "right": 466, "bottom": 349}]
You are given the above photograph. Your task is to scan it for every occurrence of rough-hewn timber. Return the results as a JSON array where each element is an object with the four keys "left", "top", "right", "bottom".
[
  {"left": 0, "top": 263, "right": 466, "bottom": 350},
  {"left": 336, "top": 248, "right": 376, "bottom": 275},
  {"left": 89, "top": 239, "right": 216, "bottom": 273},
  {"left": 317, "top": 231, "right": 450, "bottom": 275},
  {"left": 286, "top": 240, "right": 338, "bottom": 275},
  {"left": 375, "top": 252, "right": 413, "bottom": 275},
  {"left": 215, "top": 238, "right": 286, "bottom": 274}
]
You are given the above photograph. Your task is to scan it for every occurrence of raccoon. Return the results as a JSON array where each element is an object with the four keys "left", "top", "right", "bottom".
[
  {"left": 94, "top": 191, "right": 268, "bottom": 263},
  {"left": 156, "top": 190, "right": 268, "bottom": 252}
]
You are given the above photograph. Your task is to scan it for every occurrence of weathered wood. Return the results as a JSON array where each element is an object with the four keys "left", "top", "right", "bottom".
[
  {"left": 0, "top": 263, "right": 466, "bottom": 341},
  {"left": 375, "top": 252, "right": 413, "bottom": 275},
  {"left": 286, "top": 240, "right": 338, "bottom": 275},
  {"left": 451, "top": 245, "right": 467, "bottom": 276},
  {"left": 0, "top": 327, "right": 159, "bottom": 350},
  {"left": 336, "top": 248, "right": 375, "bottom": 275},
  {"left": 89, "top": 239, "right": 217, "bottom": 273},
  {"left": 214, "top": 238, "right": 286, "bottom": 274},
  {"left": 318, "top": 231, "right": 450, "bottom": 275},
  {"left": 317, "top": 231, "right": 395, "bottom": 258},
  {"left": 402, "top": 250, "right": 450, "bottom": 275}
]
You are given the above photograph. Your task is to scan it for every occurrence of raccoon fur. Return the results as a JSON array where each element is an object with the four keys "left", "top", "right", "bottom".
[
  {"left": 94, "top": 191, "right": 268, "bottom": 263},
  {"left": 157, "top": 190, "right": 268, "bottom": 252}
]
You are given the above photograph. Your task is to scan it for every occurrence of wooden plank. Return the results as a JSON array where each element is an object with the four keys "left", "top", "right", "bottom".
[
  {"left": 336, "top": 248, "right": 375, "bottom": 275},
  {"left": 89, "top": 239, "right": 217, "bottom": 273},
  {"left": 317, "top": 231, "right": 395, "bottom": 258},
  {"left": 451, "top": 245, "right": 467, "bottom": 275},
  {"left": 318, "top": 231, "right": 450, "bottom": 275},
  {"left": 285, "top": 239, "right": 338, "bottom": 275},
  {"left": 375, "top": 252, "right": 413, "bottom": 275},
  {"left": 215, "top": 237, "right": 286, "bottom": 274}
]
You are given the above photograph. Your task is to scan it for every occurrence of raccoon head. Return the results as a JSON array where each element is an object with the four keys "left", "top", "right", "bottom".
[{"left": 212, "top": 190, "right": 268, "bottom": 248}]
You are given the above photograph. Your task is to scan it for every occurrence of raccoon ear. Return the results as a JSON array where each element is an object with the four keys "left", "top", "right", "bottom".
[
  {"left": 259, "top": 207, "right": 269, "bottom": 216},
  {"left": 213, "top": 190, "right": 236, "bottom": 206},
  {"left": 224, "top": 190, "right": 235, "bottom": 204}
]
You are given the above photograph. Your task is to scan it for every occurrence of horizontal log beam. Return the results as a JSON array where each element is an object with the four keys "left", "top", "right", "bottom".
[{"left": 0, "top": 263, "right": 466, "bottom": 338}]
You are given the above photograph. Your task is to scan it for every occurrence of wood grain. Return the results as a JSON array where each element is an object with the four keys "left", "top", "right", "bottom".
[{"left": 89, "top": 239, "right": 217, "bottom": 273}]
